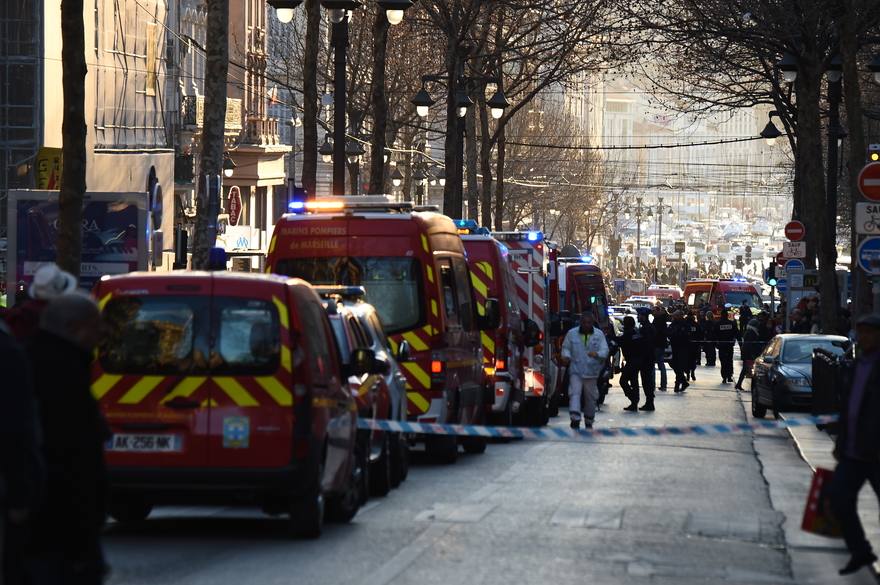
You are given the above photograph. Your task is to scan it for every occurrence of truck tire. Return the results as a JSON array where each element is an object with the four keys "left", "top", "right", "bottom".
[
  {"left": 108, "top": 497, "right": 153, "bottom": 523},
  {"left": 326, "top": 445, "right": 364, "bottom": 523},
  {"left": 432, "top": 435, "right": 458, "bottom": 465},
  {"left": 547, "top": 389, "right": 560, "bottom": 418},
  {"left": 389, "top": 432, "right": 409, "bottom": 487},
  {"left": 461, "top": 436, "right": 487, "bottom": 454},
  {"left": 370, "top": 434, "right": 392, "bottom": 497},
  {"left": 290, "top": 460, "right": 324, "bottom": 539},
  {"left": 523, "top": 397, "right": 544, "bottom": 427}
]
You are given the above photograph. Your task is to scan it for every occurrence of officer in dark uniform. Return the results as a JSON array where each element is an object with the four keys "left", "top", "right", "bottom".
[
  {"left": 667, "top": 310, "right": 691, "bottom": 392},
  {"left": 686, "top": 312, "right": 703, "bottom": 381},
  {"left": 616, "top": 316, "right": 643, "bottom": 412},
  {"left": 636, "top": 308, "right": 656, "bottom": 411},
  {"left": 714, "top": 308, "right": 740, "bottom": 383},
  {"left": 701, "top": 311, "right": 717, "bottom": 367}
]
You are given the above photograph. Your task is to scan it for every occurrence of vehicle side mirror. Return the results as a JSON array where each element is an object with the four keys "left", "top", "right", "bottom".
[
  {"left": 477, "top": 299, "right": 501, "bottom": 331},
  {"left": 523, "top": 319, "right": 542, "bottom": 348},
  {"left": 397, "top": 339, "right": 411, "bottom": 362},
  {"left": 559, "top": 310, "right": 574, "bottom": 332},
  {"left": 348, "top": 348, "right": 377, "bottom": 377},
  {"left": 548, "top": 312, "right": 562, "bottom": 338},
  {"left": 763, "top": 355, "right": 775, "bottom": 364}
]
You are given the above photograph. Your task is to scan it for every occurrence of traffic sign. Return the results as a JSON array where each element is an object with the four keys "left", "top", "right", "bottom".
[
  {"left": 859, "top": 162, "right": 880, "bottom": 201},
  {"left": 785, "top": 259, "right": 804, "bottom": 272},
  {"left": 784, "top": 220, "right": 805, "bottom": 241},
  {"left": 857, "top": 236, "right": 880, "bottom": 273},
  {"left": 775, "top": 252, "right": 788, "bottom": 267},
  {"left": 674, "top": 241, "right": 686, "bottom": 253},
  {"left": 783, "top": 241, "right": 807, "bottom": 258},
  {"left": 855, "top": 202, "right": 880, "bottom": 234},
  {"left": 775, "top": 278, "right": 787, "bottom": 293}
]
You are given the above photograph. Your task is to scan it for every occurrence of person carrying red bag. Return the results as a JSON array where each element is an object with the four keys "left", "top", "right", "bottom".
[{"left": 829, "top": 313, "right": 880, "bottom": 575}]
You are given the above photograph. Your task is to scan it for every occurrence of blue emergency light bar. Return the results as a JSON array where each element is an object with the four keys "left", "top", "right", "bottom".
[
  {"left": 288, "top": 201, "right": 306, "bottom": 211},
  {"left": 581, "top": 255, "right": 593, "bottom": 263},
  {"left": 527, "top": 232, "right": 542, "bottom": 241}
]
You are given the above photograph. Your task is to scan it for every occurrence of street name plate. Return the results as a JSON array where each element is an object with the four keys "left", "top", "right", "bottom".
[
  {"left": 856, "top": 202, "right": 880, "bottom": 235},
  {"left": 782, "top": 241, "right": 806, "bottom": 258}
]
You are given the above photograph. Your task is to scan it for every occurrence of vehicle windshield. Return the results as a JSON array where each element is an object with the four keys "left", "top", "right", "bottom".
[
  {"left": 782, "top": 339, "right": 846, "bottom": 363},
  {"left": 724, "top": 291, "right": 762, "bottom": 308},
  {"left": 274, "top": 257, "right": 424, "bottom": 335}
]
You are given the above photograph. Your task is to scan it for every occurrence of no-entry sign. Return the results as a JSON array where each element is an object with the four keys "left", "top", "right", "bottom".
[
  {"left": 775, "top": 252, "right": 788, "bottom": 267},
  {"left": 858, "top": 162, "right": 880, "bottom": 201},
  {"left": 784, "top": 220, "right": 805, "bottom": 241}
]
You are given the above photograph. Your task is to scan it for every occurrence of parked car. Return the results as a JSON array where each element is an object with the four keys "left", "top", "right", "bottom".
[{"left": 750, "top": 334, "right": 850, "bottom": 418}]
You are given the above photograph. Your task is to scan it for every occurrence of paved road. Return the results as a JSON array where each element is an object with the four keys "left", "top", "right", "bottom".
[{"left": 102, "top": 362, "right": 880, "bottom": 585}]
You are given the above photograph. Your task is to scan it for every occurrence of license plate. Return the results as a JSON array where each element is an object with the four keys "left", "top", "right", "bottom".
[{"left": 106, "top": 434, "right": 183, "bottom": 452}]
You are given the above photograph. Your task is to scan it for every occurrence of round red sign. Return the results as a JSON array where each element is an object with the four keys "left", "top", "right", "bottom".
[
  {"left": 228, "top": 186, "right": 242, "bottom": 227},
  {"left": 775, "top": 252, "right": 788, "bottom": 267},
  {"left": 784, "top": 220, "right": 805, "bottom": 241},
  {"left": 858, "top": 162, "right": 880, "bottom": 201}
]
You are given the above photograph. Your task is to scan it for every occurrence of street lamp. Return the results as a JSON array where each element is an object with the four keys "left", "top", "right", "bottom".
[
  {"left": 319, "top": 136, "right": 334, "bottom": 163},
  {"left": 654, "top": 197, "right": 674, "bottom": 282},
  {"left": 267, "top": 0, "right": 412, "bottom": 196},
  {"left": 412, "top": 72, "right": 509, "bottom": 219},
  {"left": 222, "top": 156, "right": 237, "bottom": 178},
  {"left": 760, "top": 112, "right": 783, "bottom": 146}
]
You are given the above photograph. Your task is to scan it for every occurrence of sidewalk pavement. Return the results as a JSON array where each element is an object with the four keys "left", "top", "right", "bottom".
[{"left": 757, "top": 406, "right": 880, "bottom": 584}]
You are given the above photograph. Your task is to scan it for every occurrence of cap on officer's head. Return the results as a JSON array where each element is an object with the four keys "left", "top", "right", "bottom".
[{"left": 857, "top": 314, "right": 880, "bottom": 328}]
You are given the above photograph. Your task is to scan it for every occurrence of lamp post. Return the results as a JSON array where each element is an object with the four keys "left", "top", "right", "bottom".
[
  {"left": 411, "top": 72, "right": 509, "bottom": 219},
  {"left": 267, "top": 0, "right": 412, "bottom": 196},
  {"left": 652, "top": 196, "right": 674, "bottom": 283}
]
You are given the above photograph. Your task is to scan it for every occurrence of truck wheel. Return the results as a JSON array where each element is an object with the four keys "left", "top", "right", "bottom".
[
  {"left": 524, "top": 397, "right": 544, "bottom": 427},
  {"left": 751, "top": 381, "right": 766, "bottom": 418},
  {"left": 290, "top": 460, "right": 324, "bottom": 539},
  {"left": 369, "top": 434, "right": 392, "bottom": 497},
  {"left": 461, "top": 436, "right": 487, "bottom": 454},
  {"left": 389, "top": 432, "right": 409, "bottom": 487},
  {"left": 432, "top": 435, "right": 458, "bottom": 464},
  {"left": 326, "top": 445, "right": 364, "bottom": 523},
  {"left": 108, "top": 497, "right": 153, "bottom": 523},
  {"left": 547, "top": 389, "right": 560, "bottom": 418}
]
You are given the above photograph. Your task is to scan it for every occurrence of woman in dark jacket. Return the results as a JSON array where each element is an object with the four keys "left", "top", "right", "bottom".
[
  {"left": 616, "top": 316, "right": 643, "bottom": 412},
  {"left": 735, "top": 319, "right": 761, "bottom": 391}
]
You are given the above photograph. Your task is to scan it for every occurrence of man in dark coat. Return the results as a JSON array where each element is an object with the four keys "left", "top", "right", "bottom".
[
  {"left": 636, "top": 308, "right": 656, "bottom": 411},
  {"left": 735, "top": 319, "right": 761, "bottom": 391},
  {"left": 685, "top": 312, "right": 703, "bottom": 381},
  {"left": 714, "top": 308, "right": 740, "bottom": 384},
  {"left": 24, "top": 293, "right": 108, "bottom": 584},
  {"left": 651, "top": 305, "right": 669, "bottom": 391},
  {"left": 616, "top": 316, "right": 643, "bottom": 412},
  {"left": 701, "top": 311, "right": 717, "bottom": 367},
  {"left": 0, "top": 323, "right": 44, "bottom": 583},
  {"left": 667, "top": 310, "right": 691, "bottom": 393},
  {"left": 829, "top": 314, "right": 880, "bottom": 576}
]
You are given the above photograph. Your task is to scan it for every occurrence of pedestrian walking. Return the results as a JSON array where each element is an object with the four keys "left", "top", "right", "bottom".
[
  {"left": 828, "top": 314, "right": 880, "bottom": 575},
  {"left": 636, "top": 308, "right": 656, "bottom": 411},
  {"left": 685, "top": 312, "right": 703, "bottom": 381},
  {"left": 735, "top": 319, "right": 761, "bottom": 391},
  {"left": 651, "top": 305, "right": 669, "bottom": 391},
  {"left": 738, "top": 299, "right": 751, "bottom": 335},
  {"left": 561, "top": 311, "right": 609, "bottom": 429},
  {"left": 701, "top": 311, "right": 717, "bottom": 367},
  {"left": 714, "top": 308, "right": 739, "bottom": 384},
  {"left": 756, "top": 311, "right": 774, "bottom": 343},
  {"left": 1, "top": 264, "right": 77, "bottom": 342},
  {"left": 616, "top": 316, "right": 642, "bottom": 412},
  {"left": 23, "top": 293, "right": 108, "bottom": 585},
  {"left": 667, "top": 310, "right": 691, "bottom": 393},
  {"left": 0, "top": 322, "right": 44, "bottom": 585}
]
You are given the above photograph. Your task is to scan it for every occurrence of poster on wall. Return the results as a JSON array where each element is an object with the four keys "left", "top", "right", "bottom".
[{"left": 7, "top": 190, "right": 148, "bottom": 293}]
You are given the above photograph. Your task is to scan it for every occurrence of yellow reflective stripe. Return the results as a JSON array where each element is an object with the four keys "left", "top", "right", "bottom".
[
  {"left": 476, "top": 261, "right": 493, "bottom": 280},
  {"left": 268, "top": 235, "right": 276, "bottom": 254},
  {"left": 312, "top": 397, "right": 336, "bottom": 408},
  {"left": 358, "top": 374, "right": 380, "bottom": 396},
  {"left": 482, "top": 331, "right": 495, "bottom": 360},
  {"left": 215, "top": 378, "right": 260, "bottom": 406},
  {"left": 272, "top": 295, "right": 289, "bottom": 330},
  {"left": 159, "top": 377, "right": 207, "bottom": 403},
  {"left": 91, "top": 374, "right": 122, "bottom": 400},
  {"left": 402, "top": 362, "right": 431, "bottom": 388},
  {"left": 201, "top": 398, "right": 218, "bottom": 407},
  {"left": 118, "top": 376, "right": 164, "bottom": 404},
  {"left": 401, "top": 331, "right": 429, "bottom": 352},
  {"left": 470, "top": 272, "right": 488, "bottom": 299},
  {"left": 421, "top": 234, "right": 429, "bottom": 253},
  {"left": 407, "top": 391, "right": 431, "bottom": 414},
  {"left": 257, "top": 376, "right": 293, "bottom": 406},
  {"left": 281, "top": 344, "right": 292, "bottom": 372},
  {"left": 388, "top": 338, "right": 399, "bottom": 354},
  {"left": 431, "top": 299, "right": 438, "bottom": 317},
  {"left": 426, "top": 265, "right": 434, "bottom": 283},
  {"left": 97, "top": 293, "right": 113, "bottom": 311}
]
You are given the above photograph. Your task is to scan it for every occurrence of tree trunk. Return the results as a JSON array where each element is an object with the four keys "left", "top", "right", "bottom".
[
  {"left": 191, "top": 0, "right": 229, "bottom": 270},
  {"left": 368, "top": 8, "right": 390, "bottom": 195},
  {"left": 300, "top": 0, "right": 320, "bottom": 199},
  {"left": 57, "top": 0, "right": 87, "bottom": 279}
]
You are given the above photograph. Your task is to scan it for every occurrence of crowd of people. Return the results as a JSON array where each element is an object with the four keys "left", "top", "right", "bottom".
[{"left": 1, "top": 264, "right": 108, "bottom": 585}]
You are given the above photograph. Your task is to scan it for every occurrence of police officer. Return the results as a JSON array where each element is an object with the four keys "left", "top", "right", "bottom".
[
  {"left": 701, "top": 311, "right": 717, "bottom": 367},
  {"left": 651, "top": 305, "right": 669, "bottom": 391},
  {"left": 686, "top": 312, "right": 703, "bottom": 381},
  {"left": 667, "top": 310, "right": 691, "bottom": 392},
  {"left": 636, "top": 308, "right": 656, "bottom": 411},
  {"left": 616, "top": 316, "right": 643, "bottom": 412},
  {"left": 714, "top": 308, "right": 740, "bottom": 383}
]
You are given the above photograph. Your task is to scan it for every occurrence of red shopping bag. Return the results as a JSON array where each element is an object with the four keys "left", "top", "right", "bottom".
[
  {"left": 744, "top": 360, "right": 754, "bottom": 378},
  {"left": 801, "top": 467, "right": 843, "bottom": 538}
]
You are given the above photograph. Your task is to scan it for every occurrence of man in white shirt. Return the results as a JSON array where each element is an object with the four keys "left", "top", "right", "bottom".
[{"left": 561, "top": 312, "right": 609, "bottom": 429}]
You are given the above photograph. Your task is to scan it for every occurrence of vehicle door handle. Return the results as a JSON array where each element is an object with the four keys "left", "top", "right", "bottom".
[{"left": 164, "top": 401, "right": 202, "bottom": 408}]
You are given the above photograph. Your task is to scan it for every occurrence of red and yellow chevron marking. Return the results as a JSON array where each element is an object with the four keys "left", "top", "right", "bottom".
[
  {"left": 468, "top": 262, "right": 496, "bottom": 366},
  {"left": 406, "top": 389, "right": 431, "bottom": 416}
]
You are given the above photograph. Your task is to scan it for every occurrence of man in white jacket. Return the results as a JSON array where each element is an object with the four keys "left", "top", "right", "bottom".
[{"left": 561, "top": 311, "right": 610, "bottom": 428}]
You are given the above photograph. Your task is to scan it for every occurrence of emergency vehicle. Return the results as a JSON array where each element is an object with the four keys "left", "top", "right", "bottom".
[
  {"left": 267, "top": 197, "right": 499, "bottom": 462},
  {"left": 458, "top": 226, "right": 540, "bottom": 427},
  {"left": 490, "top": 231, "right": 559, "bottom": 426},
  {"left": 92, "top": 271, "right": 377, "bottom": 538},
  {"left": 683, "top": 278, "right": 763, "bottom": 319}
]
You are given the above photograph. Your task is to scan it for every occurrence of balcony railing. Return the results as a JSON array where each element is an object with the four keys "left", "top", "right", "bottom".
[
  {"left": 244, "top": 117, "right": 281, "bottom": 146},
  {"left": 181, "top": 96, "right": 243, "bottom": 131}
]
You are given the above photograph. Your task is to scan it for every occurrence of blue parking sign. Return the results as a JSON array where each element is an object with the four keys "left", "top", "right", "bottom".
[
  {"left": 776, "top": 278, "right": 787, "bottom": 293},
  {"left": 857, "top": 237, "right": 880, "bottom": 273}
]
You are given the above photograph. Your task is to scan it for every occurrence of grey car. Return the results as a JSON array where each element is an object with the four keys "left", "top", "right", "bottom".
[{"left": 750, "top": 333, "right": 850, "bottom": 418}]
